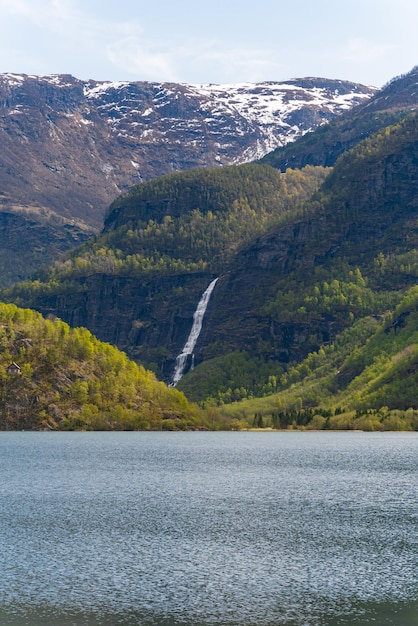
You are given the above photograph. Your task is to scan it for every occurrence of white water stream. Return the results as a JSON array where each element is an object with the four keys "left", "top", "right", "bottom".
[{"left": 171, "top": 278, "right": 218, "bottom": 386}]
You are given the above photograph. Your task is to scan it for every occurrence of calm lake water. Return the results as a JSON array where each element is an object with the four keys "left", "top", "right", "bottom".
[{"left": 0, "top": 431, "right": 417, "bottom": 626}]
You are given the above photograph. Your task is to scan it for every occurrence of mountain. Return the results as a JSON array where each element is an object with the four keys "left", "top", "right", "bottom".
[
  {"left": 3, "top": 68, "right": 418, "bottom": 427},
  {"left": 0, "top": 73, "right": 375, "bottom": 287},
  {"left": 224, "top": 111, "right": 418, "bottom": 330},
  {"left": 261, "top": 65, "right": 418, "bottom": 170},
  {"left": 4, "top": 163, "right": 329, "bottom": 376},
  {"left": 5, "top": 109, "right": 418, "bottom": 416},
  {"left": 0, "top": 73, "right": 375, "bottom": 229},
  {"left": 185, "top": 111, "right": 418, "bottom": 403}
]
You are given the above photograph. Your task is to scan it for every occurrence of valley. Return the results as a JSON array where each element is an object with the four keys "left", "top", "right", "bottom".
[{"left": 1, "top": 66, "right": 418, "bottom": 430}]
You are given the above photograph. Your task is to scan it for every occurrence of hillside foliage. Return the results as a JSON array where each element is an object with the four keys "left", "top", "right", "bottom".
[
  {"left": 178, "top": 113, "right": 418, "bottom": 418},
  {"left": 0, "top": 303, "right": 218, "bottom": 431},
  {"left": 2, "top": 108, "right": 418, "bottom": 430},
  {"left": 218, "top": 287, "right": 418, "bottom": 431},
  {"left": 3, "top": 164, "right": 328, "bottom": 302}
]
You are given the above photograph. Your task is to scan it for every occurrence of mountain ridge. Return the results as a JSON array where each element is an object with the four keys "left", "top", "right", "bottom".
[
  {"left": 261, "top": 65, "right": 418, "bottom": 170},
  {"left": 0, "top": 72, "right": 376, "bottom": 287},
  {"left": 0, "top": 72, "right": 375, "bottom": 229}
]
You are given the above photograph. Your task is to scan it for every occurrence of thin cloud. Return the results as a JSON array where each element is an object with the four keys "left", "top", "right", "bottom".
[
  {"left": 106, "top": 38, "right": 179, "bottom": 82},
  {"left": 0, "top": 0, "right": 137, "bottom": 41},
  {"left": 0, "top": 0, "right": 415, "bottom": 86},
  {"left": 0, "top": 0, "right": 74, "bottom": 30},
  {"left": 185, "top": 46, "right": 285, "bottom": 83},
  {"left": 0, "top": 0, "right": 287, "bottom": 83},
  {"left": 0, "top": 0, "right": 153, "bottom": 78},
  {"left": 343, "top": 37, "right": 395, "bottom": 63},
  {"left": 104, "top": 33, "right": 285, "bottom": 84}
]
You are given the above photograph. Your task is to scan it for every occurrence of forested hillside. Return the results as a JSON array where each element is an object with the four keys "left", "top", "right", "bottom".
[
  {"left": 0, "top": 302, "right": 212, "bottom": 431},
  {"left": 216, "top": 286, "right": 418, "bottom": 432},
  {"left": 2, "top": 104, "right": 418, "bottom": 430},
  {"left": 3, "top": 163, "right": 328, "bottom": 378},
  {"left": 184, "top": 111, "right": 418, "bottom": 404},
  {"left": 57, "top": 164, "right": 327, "bottom": 277}
]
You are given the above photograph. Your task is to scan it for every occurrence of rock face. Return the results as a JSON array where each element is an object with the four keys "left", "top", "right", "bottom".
[
  {"left": 0, "top": 211, "right": 91, "bottom": 286},
  {"left": 0, "top": 73, "right": 376, "bottom": 229},
  {"left": 30, "top": 272, "right": 216, "bottom": 381}
]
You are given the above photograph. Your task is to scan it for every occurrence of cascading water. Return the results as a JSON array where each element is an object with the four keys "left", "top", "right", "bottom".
[{"left": 171, "top": 277, "right": 218, "bottom": 386}]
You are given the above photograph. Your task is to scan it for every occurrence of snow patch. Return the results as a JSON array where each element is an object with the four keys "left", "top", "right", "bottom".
[
  {"left": 3, "top": 73, "right": 26, "bottom": 87},
  {"left": 85, "top": 81, "right": 130, "bottom": 99}
]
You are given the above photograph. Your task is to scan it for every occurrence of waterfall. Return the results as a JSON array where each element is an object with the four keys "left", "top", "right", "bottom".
[{"left": 171, "top": 277, "right": 218, "bottom": 386}]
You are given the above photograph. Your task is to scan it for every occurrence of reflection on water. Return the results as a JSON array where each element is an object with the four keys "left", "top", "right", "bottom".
[
  {"left": 0, "top": 431, "right": 417, "bottom": 626},
  {"left": 327, "top": 599, "right": 418, "bottom": 625},
  {"left": 2, "top": 600, "right": 418, "bottom": 626}
]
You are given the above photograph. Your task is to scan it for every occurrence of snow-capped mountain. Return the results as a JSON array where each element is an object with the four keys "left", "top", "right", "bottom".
[{"left": 0, "top": 73, "right": 375, "bottom": 229}]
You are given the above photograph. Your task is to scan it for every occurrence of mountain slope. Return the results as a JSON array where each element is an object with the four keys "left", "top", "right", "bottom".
[
  {"left": 0, "top": 73, "right": 374, "bottom": 229},
  {"left": 216, "top": 293, "right": 418, "bottom": 430},
  {"left": 0, "top": 302, "right": 209, "bottom": 431},
  {"left": 3, "top": 111, "right": 418, "bottom": 413},
  {"left": 197, "top": 111, "right": 418, "bottom": 368},
  {"left": 2, "top": 163, "right": 329, "bottom": 378},
  {"left": 0, "top": 211, "right": 91, "bottom": 286},
  {"left": 261, "top": 64, "right": 418, "bottom": 171},
  {"left": 0, "top": 73, "right": 375, "bottom": 287}
]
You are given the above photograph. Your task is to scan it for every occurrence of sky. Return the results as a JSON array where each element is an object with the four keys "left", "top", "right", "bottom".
[{"left": 0, "top": 0, "right": 417, "bottom": 87}]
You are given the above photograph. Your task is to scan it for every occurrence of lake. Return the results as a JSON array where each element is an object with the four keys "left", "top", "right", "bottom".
[{"left": 0, "top": 431, "right": 417, "bottom": 625}]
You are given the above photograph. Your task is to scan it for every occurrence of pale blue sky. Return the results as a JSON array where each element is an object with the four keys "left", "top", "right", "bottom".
[{"left": 0, "top": 0, "right": 417, "bottom": 86}]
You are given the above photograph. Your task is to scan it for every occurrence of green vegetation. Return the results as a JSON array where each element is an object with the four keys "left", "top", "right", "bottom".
[
  {"left": 2, "top": 108, "right": 418, "bottom": 431},
  {"left": 0, "top": 302, "right": 225, "bottom": 431},
  {"left": 263, "top": 265, "right": 399, "bottom": 324},
  {"left": 177, "top": 351, "right": 284, "bottom": 404},
  {"left": 104, "top": 163, "right": 327, "bottom": 227},
  {"left": 217, "top": 286, "right": 418, "bottom": 431},
  {"left": 3, "top": 164, "right": 328, "bottom": 304}
]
